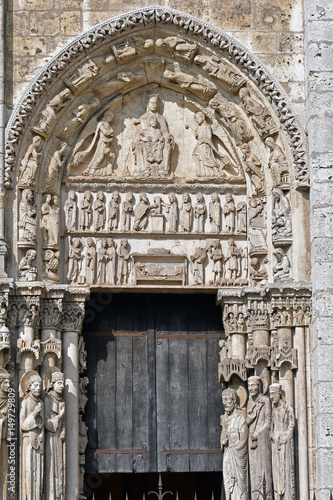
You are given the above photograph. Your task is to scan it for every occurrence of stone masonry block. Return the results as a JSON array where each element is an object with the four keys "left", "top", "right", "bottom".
[
  {"left": 5, "top": 12, "right": 30, "bottom": 37},
  {"left": 305, "top": 1, "right": 333, "bottom": 21},
  {"left": 259, "top": 54, "right": 305, "bottom": 82},
  {"left": 312, "top": 182, "right": 333, "bottom": 208},
  {"left": 307, "top": 71, "right": 333, "bottom": 93},
  {"left": 314, "top": 381, "right": 333, "bottom": 414},
  {"left": 310, "top": 152, "right": 333, "bottom": 184},
  {"left": 254, "top": 0, "right": 303, "bottom": 31},
  {"left": 311, "top": 238, "right": 333, "bottom": 267},
  {"left": 10, "top": 36, "right": 49, "bottom": 57},
  {"left": 307, "top": 42, "right": 333, "bottom": 72},
  {"left": 311, "top": 262, "right": 333, "bottom": 290},
  {"left": 315, "top": 413, "right": 333, "bottom": 449},
  {"left": 12, "top": 0, "right": 54, "bottom": 9},
  {"left": 278, "top": 32, "right": 304, "bottom": 53},
  {"left": 308, "top": 91, "right": 333, "bottom": 118},
  {"left": 60, "top": 11, "right": 82, "bottom": 36},
  {"left": 314, "top": 344, "right": 333, "bottom": 383},
  {"left": 30, "top": 11, "right": 60, "bottom": 36},
  {"left": 312, "top": 289, "right": 333, "bottom": 316},
  {"left": 307, "top": 116, "right": 333, "bottom": 154},
  {"left": 306, "top": 20, "right": 333, "bottom": 42},
  {"left": 317, "top": 449, "right": 333, "bottom": 490}
]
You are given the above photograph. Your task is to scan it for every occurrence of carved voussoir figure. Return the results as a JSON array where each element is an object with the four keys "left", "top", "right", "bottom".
[
  {"left": 269, "top": 384, "right": 295, "bottom": 500},
  {"left": 44, "top": 142, "right": 67, "bottom": 193},
  {"left": 20, "top": 372, "right": 44, "bottom": 500},
  {"left": 265, "top": 137, "right": 289, "bottom": 188},
  {"left": 18, "top": 249, "right": 37, "bottom": 281},
  {"left": 247, "top": 376, "right": 273, "bottom": 499},
  {"left": 221, "top": 388, "right": 249, "bottom": 499},
  {"left": 19, "top": 135, "right": 42, "bottom": 187},
  {"left": 44, "top": 370, "right": 65, "bottom": 500},
  {"left": 19, "top": 189, "right": 37, "bottom": 243},
  {"left": 239, "top": 86, "right": 278, "bottom": 138}
]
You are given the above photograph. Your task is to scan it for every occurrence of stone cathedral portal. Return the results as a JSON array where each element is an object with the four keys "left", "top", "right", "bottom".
[{"left": 2, "top": 7, "right": 311, "bottom": 500}]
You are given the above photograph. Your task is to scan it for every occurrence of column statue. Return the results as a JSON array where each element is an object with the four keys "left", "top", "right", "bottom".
[
  {"left": 0, "top": 370, "right": 11, "bottom": 500},
  {"left": 44, "top": 371, "right": 65, "bottom": 500},
  {"left": 221, "top": 388, "right": 249, "bottom": 499},
  {"left": 20, "top": 372, "right": 44, "bottom": 500},
  {"left": 269, "top": 383, "right": 295, "bottom": 500},
  {"left": 247, "top": 376, "right": 273, "bottom": 499}
]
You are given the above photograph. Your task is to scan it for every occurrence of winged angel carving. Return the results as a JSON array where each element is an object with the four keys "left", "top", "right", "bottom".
[{"left": 67, "top": 108, "right": 116, "bottom": 178}]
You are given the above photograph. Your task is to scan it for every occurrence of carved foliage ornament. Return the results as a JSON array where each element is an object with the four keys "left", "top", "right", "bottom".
[{"left": 6, "top": 7, "right": 308, "bottom": 189}]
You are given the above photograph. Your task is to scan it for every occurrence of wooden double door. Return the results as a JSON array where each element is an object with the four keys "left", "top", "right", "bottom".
[{"left": 83, "top": 293, "right": 223, "bottom": 476}]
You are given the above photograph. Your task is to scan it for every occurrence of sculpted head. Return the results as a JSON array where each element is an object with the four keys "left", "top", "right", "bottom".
[
  {"left": 120, "top": 238, "right": 128, "bottom": 247},
  {"left": 86, "top": 237, "right": 93, "bottom": 248},
  {"left": 195, "top": 111, "right": 205, "bottom": 126},
  {"left": 269, "top": 383, "right": 283, "bottom": 405},
  {"left": 222, "top": 388, "right": 237, "bottom": 415},
  {"left": 107, "top": 238, "right": 114, "bottom": 248},
  {"left": 50, "top": 372, "right": 65, "bottom": 395},
  {"left": 147, "top": 94, "right": 159, "bottom": 113},
  {"left": 248, "top": 376, "right": 261, "bottom": 397},
  {"left": 225, "top": 192, "right": 233, "bottom": 203},
  {"left": 112, "top": 191, "right": 119, "bottom": 201},
  {"left": 211, "top": 193, "right": 219, "bottom": 203},
  {"left": 0, "top": 374, "right": 11, "bottom": 395},
  {"left": 103, "top": 109, "right": 114, "bottom": 123},
  {"left": 239, "top": 87, "right": 250, "bottom": 101},
  {"left": 240, "top": 143, "right": 250, "bottom": 155},
  {"left": 265, "top": 136, "right": 275, "bottom": 150},
  {"left": 182, "top": 192, "right": 190, "bottom": 203},
  {"left": 27, "top": 374, "right": 42, "bottom": 398},
  {"left": 126, "top": 192, "right": 133, "bottom": 202}
]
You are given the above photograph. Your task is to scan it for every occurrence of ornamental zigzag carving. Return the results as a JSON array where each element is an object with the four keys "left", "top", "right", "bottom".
[{"left": 6, "top": 6, "right": 308, "bottom": 288}]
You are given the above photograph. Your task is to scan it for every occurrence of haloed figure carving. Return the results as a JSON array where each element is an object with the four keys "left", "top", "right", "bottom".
[
  {"left": 93, "top": 192, "right": 106, "bottom": 232},
  {"left": 120, "top": 192, "right": 134, "bottom": 231},
  {"left": 247, "top": 376, "right": 273, "bottom": 499},
  {"left": 118, "top": 238, "right": 130, "bottom": 284},
  {"left": 44, "top": 372, "right": 65, "bottom": 500},
  {"left": 221, "top": 388, "right": 249, "bottom": 499}
]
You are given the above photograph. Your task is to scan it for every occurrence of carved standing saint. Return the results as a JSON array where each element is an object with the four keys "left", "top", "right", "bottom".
[
  {"left": 223, "top": 193, "right": 235, "bottom": 233},
  {"left": 19, "top": 136, "right": 42, "bottom": 186},
  {"left": 79, "top": 192, "right": 92, "bottom": 231},
  {"left": 194, "top": 193, "right": 207, "bottom": 233},
  {"left": 97, "top": 239, "right": 108, "bottom": 285},
  {"left": 190, "top": 247, "right": 206, "bottom": 285},
  {"left": 132, "top": 93, "right": 174, "bottom": 176},
  {"left": 225, "top": 238, "right": 241, "bottom": 281},
  {"left": 44, "top": 371, "right": 65, "bottom": 500},
  {"left": 209, "top": 193, "right": 221, "bottom": 233},
  {"left": 67, "top": 238, "right": 82, "bottom": 283},
  {"left": 118, "top": 238, "right": 130, "bottom": 284},
  {"left": 248, "top": 198, "right": 267, "bottom": 254},
  {"left": 64, "top": 190, "right": 77, "bottom": 231},
  {"left": 247, "top": 376, "right": 273, "bottom": 499},
  {"left": 236, "top": 201, "right": 247, "bottom": 234},
  {"left": 166, "top": 193, "right": 178, "bottom": 233},
  {"left": 93, "top": 192, "right": 106, "bottom": 232},
  {"left": 272, "top": 188, "right": 292, "bottom": 241},
  {"left": 85, "top": 237, "right": 96, "bottom": 285},
  {"left": 19, "top": 189, "right": 37, "bottom": 243},
  {"left": 72, "top": 110, "right": 115, "bottom": 177},
  {"left": 0, "top": 370, "right": 11, "bottom": 500},
  {"left": 41, "top": 195, "right": 60, "bottom": 247},
  {"left": 120, "top": 192, "right": 134, "bottom": 231},
  {"left": 240, "top": 143, "right": 265, "bottom": 196},
  {"left": 221, "top": 388, "right": 249, "bottom": 499},
  {"left": 133, "top": 193, "right": 153, "bottom": 231},
  {"left": 20, "top": 373, "right": 44, "bottom": 500},
  {"left": 106, "top": 238, "right": 116, "bottom": 285},
  {"left": 265, "top": 137, "right": 289, "bottom": 187},
  {"left": 207, "top": 239, "right": 223, "bottom": 285},
  {"left": 180, "top": 193, "right": 193, "bottom": 233},
  {"left": 269, "top": 384, "right": 295, "bottom": 500},
  {"left": 108, "top": 191, "right": 120, "bottom": 231}
]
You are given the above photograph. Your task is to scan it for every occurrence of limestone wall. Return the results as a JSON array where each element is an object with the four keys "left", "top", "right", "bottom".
[
  {"left": 305, "top": 0, "right": 333, "bottom": 497},
  {"left": 6, "top": 0, "right": 306, "bottom": 125}
]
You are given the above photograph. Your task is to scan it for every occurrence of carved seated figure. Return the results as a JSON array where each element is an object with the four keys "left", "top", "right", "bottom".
[{"left": 131, "top": 93, "right": 174, "bottom": 177}]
